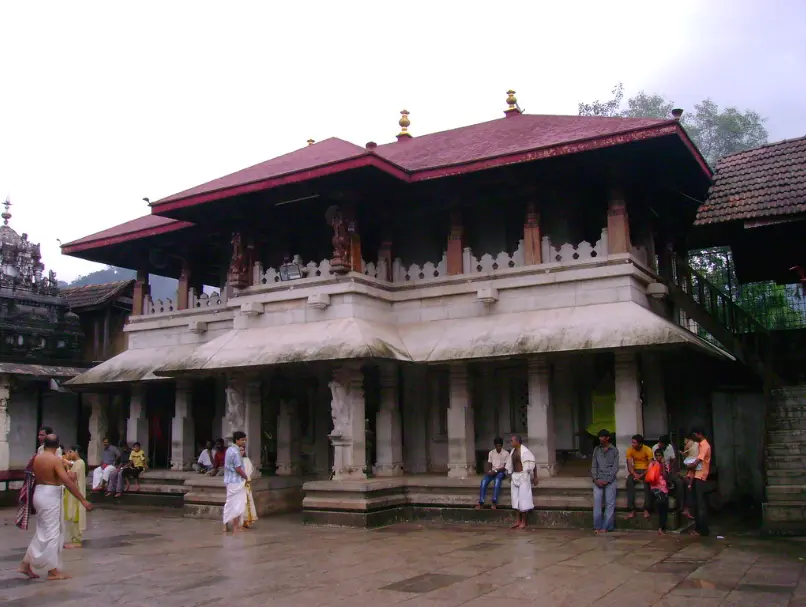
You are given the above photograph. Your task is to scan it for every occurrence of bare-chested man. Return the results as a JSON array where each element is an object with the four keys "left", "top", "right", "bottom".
[{"left": 19, "top": 434, "right": 93, "bottom": 581}]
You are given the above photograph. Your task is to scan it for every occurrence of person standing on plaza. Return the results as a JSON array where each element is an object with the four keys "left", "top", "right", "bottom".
[
  {"left": 18, "top": 434, "right": 92, "bottom": 580},
  {"left": 475, "top": 437, "right": 509, "bottom": 510},
  {"left": 62, "top": 446, "right": 87, "bottom": 548},
  {"left": 645, "top": 449, "right": 671, "bottom": 535},
  {"left": 591, "top": 429, "right": 619, "bottom": 535},
  {"left": 505, "top": 435, "right": 537, "bottom": 529},
  {"left": 687, "top": 427, "right": 712, "bottom": 536},
  {"left": 625, "top": 434, "right": 654, "bottom": 519},
  {"left": 37, "top": 426, "right": 62, "bottom": 457},
  {"left": 240, "top": 444, "right": 258, "bottom": 529},
  {"left": 221, "top": 432, "right": 249, "bottom": 534}
]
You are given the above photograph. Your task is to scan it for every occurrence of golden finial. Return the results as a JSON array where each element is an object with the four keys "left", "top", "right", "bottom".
[
  {"left": 307, "top": 139, "right": 315, "bottom": 146},
  {"left": 504, "top": 90, "right": 521, "bottom": 116},
  {"left": 397, "top": 109, "right": 412, "bottom": 139}
]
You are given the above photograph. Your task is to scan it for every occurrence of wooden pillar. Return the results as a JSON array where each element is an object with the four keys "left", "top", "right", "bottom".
[
  {"left": 132, "top": 269, "right": 150, "bottom": 316},
  {"left": 446, "top": 211, "right": 464, "bottom": 276},
  {"left": 346, "top": 206, "right": 362, "bottom": 273},
  {"left": 607, "top": 188, "right": 631, "bottom": 254},
  {"left": 523, "top": 202, "right": 542, "bottom": 265},
  {"left": 177, "top": 259, "right": 191, "bottom": 310},
  {"left": 378, "top": 240, "right": 393, "bottom": 281}
]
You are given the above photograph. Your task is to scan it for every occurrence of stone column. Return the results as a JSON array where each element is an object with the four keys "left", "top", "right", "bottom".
[
  {"left": 132, "top": 269, "right": 150, "bottom": 316},
  {"left": 615, "top": 352, "right": 643, "bottom": 475},
  {"left": 642, "top": 352, "right": 667, "bottom": 439},
  {"left": 328, "top": 364, "right": 366, "bottom": 480},
  {"left": 375, "top": 364, "right": 404, "bottom": 477},
  {"left": 86, "top": 393, "right": 109, "bottom": 467},
  {"left": 127, "top": 385, "right": 149, "bottom": 457},
  {"left": 527, "top": 358, "right": 557, "bottom": 477},
  {"left": 244, "top": 379, "right": 262, "bottom": 463},
  {"left": 313, "top": 375, "right": 332, "bottom": 476},
  {"left": 553, "top": 358, "right": 576, "bottom": 451},
  {"left": 403, "top": 365, "right": 428, "bottom": 474},
  {"left": 276, "top": 399, "right": 301, "bottom": 476},
  {"left": 171, "top": 380, "right": 195, "bottom": 470},
  {"left": 0, "top": 375, "right": 11, "bottom": 471},
  {"left": 447, "top": 364, "right": 476, "bottom": 478}
]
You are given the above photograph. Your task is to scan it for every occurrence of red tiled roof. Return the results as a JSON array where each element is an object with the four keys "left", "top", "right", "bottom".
[
  {"left": 695, "top": 135, "right": 806, "bottom": 226},
  {"left": 61, "top": 214, "right": 192, "bottom": 252},
  {"left": 61, "top": 280, "right": 134, "bottom": 310},
  {"left": 157, "top": 138, "right": 369, "bottom": 204},
  {"left": 375, "top": 114, "right": 671, "bottom": 172}
]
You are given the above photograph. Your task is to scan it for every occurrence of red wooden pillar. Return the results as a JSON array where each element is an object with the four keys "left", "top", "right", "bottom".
[
  {"left": 523, "top": 202, "right": 542, "bottom": 265},
  {"left": 446, "top": 211, "right": 464, "bottom": 276},
  {"left": 345, "top": 205, "right": 362, "bottom": 273},
  {"left": 607, "top": 188, "right": 632, "bottom": 254},
  {"left": 132, "top": 269, "right": 150, "bottom": 316},
  {"left": 378, "top": 240, "right": 393, "bottom": 281}
]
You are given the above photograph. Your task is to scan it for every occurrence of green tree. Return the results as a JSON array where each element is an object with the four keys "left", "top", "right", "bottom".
[{"left": 578, "top": 83, "right": 769, "bottom": 166}]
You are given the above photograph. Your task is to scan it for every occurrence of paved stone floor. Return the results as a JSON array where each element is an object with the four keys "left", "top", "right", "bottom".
[{"left": 2, "top": 507, "right": 806, "bottom": 607}]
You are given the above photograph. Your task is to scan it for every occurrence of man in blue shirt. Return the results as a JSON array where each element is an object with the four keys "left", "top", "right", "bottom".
[{"left": 222, "top": 431, "right": 249, "bottom": 533}]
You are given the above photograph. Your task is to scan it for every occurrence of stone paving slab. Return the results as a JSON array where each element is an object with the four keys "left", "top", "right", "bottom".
[{"left": 2, "top": 507, "right": 806, "bottom": 606}]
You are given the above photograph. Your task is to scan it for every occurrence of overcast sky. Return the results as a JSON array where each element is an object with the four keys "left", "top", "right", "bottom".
[{"left": 1, "top": 0, "right": 804, "bottom": 282}]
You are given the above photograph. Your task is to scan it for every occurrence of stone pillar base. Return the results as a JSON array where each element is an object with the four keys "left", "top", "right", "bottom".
[
  {"left": 536, "top": 463, "right": 557, "bottom": 478},
  {"left": 171, "top": 416, "right": 195, "bottom": 471},
  {"left": 447, "top": 464, "right": 476, "bottom": 479},
  {"left": 374, "top": 463, "right": 404, "bottom": 477},
  {"left": 330, "top": 435, "right": 366, "bottom": 480}
]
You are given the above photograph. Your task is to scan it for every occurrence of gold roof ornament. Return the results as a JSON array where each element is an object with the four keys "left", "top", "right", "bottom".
[
  {"left": 307, "top": 139, "right": 315, "bottom": 146},
  {"left": 397, "top": 109, "right": 412, "bottom": 140},
  {"left": 504, "top": 90, "right": 521, "bottom": 117}
]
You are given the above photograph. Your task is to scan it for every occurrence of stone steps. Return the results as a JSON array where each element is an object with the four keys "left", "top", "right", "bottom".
[
  {"left": 768, "top": 418, "right": 806, "bottom": 432},
  {"left": 767, "top": 485, "right": 806, "bottom": 502},
  {"left": 766, "top": 454, "right": 806, "bottom": 470},
  {"left": 767, "top": 470, "right": 806, "bottom": 485},
  {"left": 766, "top": 443, "right": 806, "bottom": 456}
]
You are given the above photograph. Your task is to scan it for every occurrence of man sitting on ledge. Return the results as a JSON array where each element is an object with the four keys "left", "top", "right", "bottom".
[
  {"left": 91, "top": 438, "right": 120, "bottom": 492},
  {"left": 475, "top": 437, "right": 508, "bottom": 510}
]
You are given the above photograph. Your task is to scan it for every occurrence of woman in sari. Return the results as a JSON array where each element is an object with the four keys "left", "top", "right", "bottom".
[
  {"left": 63, "top": 446, "right": 87, "bottom": 548},
  {"left": 240, "top": 445, "right": 258, "bottom": 529}
]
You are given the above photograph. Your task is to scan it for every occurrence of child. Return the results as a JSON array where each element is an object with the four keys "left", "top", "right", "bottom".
[
  {"left": 124, "top": 441, "right": 147, "bottom": 492},
  {"left": 681, "top": 436, "right": 700, "bottom": 519},
  {"left": 646, "top": 449, "right": 670, "bottom": 535},
  {"left": 63, "top": 446, "right": 87, "bottom": 548}
]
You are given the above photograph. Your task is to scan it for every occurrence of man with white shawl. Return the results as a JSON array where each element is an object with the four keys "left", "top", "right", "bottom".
[
  {"left": 18, "top": 434, "right": 92, "bottom": 580},
  {"left": 506, "top": 435, "right": 538, "bottom": 530},
  {"left": 221, "top": 431, "right": 249, "bottom": 534}
]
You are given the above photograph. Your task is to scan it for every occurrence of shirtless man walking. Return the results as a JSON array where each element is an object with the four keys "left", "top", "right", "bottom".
[{"left": 19, "top": 434, "right": 93, "bottom": 581}]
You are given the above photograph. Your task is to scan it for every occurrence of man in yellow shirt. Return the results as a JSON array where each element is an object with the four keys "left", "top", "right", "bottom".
[{"left": 625, "top": 434, "right": 654, "bottom": 519}]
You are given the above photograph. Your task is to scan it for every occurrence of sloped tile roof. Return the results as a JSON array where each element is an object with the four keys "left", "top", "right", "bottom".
[
  {"left": 375, "top": 114, "right": 669, "bottom": 172},
  {"left": 157, "top": 138, "right": 369, "bottom": 204},
  {"left": 62, "top": 214, "right": 192, "bottom": 250},
  {"left": 696, "top": 135, "right": 806, "bottom": 225},
  {"left": 61, "top": 280, "right": 134, "bottom": 310}
]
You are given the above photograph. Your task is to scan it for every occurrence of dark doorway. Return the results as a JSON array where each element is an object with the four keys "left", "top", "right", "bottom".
[{"left": 146, "top": 382, "right": 175, "bottom": 468}]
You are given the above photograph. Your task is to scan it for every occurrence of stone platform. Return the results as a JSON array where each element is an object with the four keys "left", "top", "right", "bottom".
[{"left": 303, "top": 475, "right": 682, "bottom": 531}]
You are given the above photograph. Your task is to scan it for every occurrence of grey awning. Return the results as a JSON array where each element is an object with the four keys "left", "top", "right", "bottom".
[
  {"left": 64, "top": 344, "right": 197, "bottom": 389},
  {"left": 0, "top": 362, "right": 88, "bottom": 379}
]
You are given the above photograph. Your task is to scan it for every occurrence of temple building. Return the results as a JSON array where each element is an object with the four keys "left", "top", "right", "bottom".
[
  {"left": 59, "top": 92, "right": 761, "bottom": 527},
  {"left": 0, "top": 198, "right": 84, "bottom": 471}
]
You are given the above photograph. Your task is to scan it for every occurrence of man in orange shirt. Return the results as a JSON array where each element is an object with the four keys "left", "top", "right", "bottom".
[{"left": 687, "top": 426, "right": 711, "bottom": 536}]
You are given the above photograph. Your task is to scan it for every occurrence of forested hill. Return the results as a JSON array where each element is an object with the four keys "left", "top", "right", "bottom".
[{"left": 61, "top": 266, "right": 178, "bottom": 301}]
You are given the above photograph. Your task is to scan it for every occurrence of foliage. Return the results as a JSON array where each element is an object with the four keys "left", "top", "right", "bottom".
[
  {"left": 688, "top": 247, "right": 805, "bottom": 330},
  {"left": 578, "top": 82, "right": 769, "bottom": 167}
]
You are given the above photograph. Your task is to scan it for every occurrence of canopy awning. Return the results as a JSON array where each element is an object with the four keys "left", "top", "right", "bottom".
[
  {"left": 0, "top": 362, "right": 88, "bottom": 379},
  {"left": 64, "top": 344, "right": 197, "bottom": 389},
  {"left": 154, "top": 317, "right": 411, "bottom": 376},
  {"left": 397, "top": 301, "right": 732, "bottom": 362}
]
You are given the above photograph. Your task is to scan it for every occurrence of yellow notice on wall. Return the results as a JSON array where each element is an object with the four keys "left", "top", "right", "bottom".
[{"left": 586, "top": 392, "right": 616, "bottom": 437}]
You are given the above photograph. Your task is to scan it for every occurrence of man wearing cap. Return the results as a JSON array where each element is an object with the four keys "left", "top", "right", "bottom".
[{"left": 591, "top": 429, "right": 619, "bottom": 534}]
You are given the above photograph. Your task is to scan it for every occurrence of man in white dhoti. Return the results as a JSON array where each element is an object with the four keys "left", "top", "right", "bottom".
[
  {"left": 19, "top": 434, "right": 92, "bottom": 580},
  {"left": 91, "top": 438, "right": 121, "bottom": 491},
  {"left": 506, "top": 435, "right": 538, "bottom": 530},
  {"left": 221, "top": 431, "right": 249, "bottom": 534}
]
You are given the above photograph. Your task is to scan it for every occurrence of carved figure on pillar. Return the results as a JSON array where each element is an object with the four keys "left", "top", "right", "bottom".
[
  {"left": 225, "top": 380, "right": 246, "bottom": 436},
  {"left": 328, "top": 377, "right": 350, "bottom": 438},
  {"left": 325, "top": 205, "right": 351, "bottom": 274},
  {"left": 227, "top": 232, "right": 251, "bottom": 289}
]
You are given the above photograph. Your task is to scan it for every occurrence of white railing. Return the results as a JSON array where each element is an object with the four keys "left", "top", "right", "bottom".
[
  {"left": 393, "top": 252, "right": 449, "bottom": 283},
  {"left": 143, "top": 295, "right": 174, "bottom": 316},
  {"left": 541, "top": 229, "right": 608, "bottom": 265},
  {"left": 464, "top": 240, "right": 526, "bottom": 274},
  {"left": 189, "top": 288, "right": 226, "bottom": 310},
  {"left": 253, "top": 259, "right": 335, "bottom": 285}
]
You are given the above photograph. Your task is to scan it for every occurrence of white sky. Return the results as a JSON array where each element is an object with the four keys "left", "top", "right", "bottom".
[{"left": 1, "top": 0, "right": 804, "bottom": 282}]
